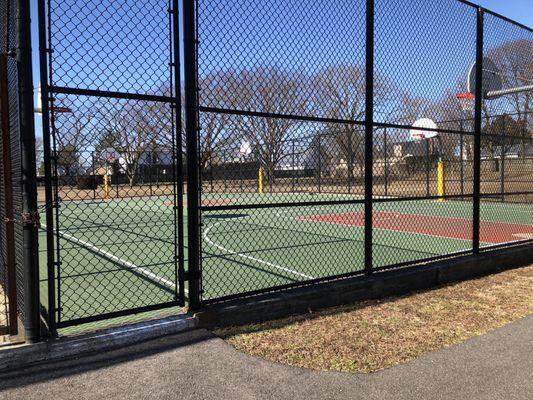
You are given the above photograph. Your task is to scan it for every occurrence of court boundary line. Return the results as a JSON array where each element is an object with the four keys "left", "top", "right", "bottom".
[
  {"left": 203, "top": 221, "right": 316, "bottom": 280},
  {"left": 42, "top": 224, "right": 187, "bottom": 294}
]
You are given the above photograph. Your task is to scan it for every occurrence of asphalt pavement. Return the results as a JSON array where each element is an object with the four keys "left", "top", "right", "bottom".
[{"left": 0, "top": 315, "right": 531, "bottom": 400}]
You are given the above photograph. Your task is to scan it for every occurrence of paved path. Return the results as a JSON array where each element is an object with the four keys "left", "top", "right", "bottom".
[{"left": 0, "top": 315, "right": 532, "bottom": 400}]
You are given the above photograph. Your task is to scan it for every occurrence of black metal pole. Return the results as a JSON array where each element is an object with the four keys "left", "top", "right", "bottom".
[
  {"left": 383, "top": 128, "right": 388, "bottom": 197},
  {"left": 209, "top": 151, "right": 214, "bottom": 192},
  {"left": 364, "top": 0, "right": 374, "bottom": 276},
  {"left": 171, "top": 0, "right": 184, "bottom": 304},
  {"left": 500, "top": 116, "right": 505, "bottom": 201},
  {"left": 91, "top": 152, "right": 96, "bottom": 199},
  {"left": 317, "top": 135, "right": 322, "bottom": 194},
  {"left": 223, "top": 150, "right": 227, "bottom": 191},
  {"left": 347, "top": 133, "right": 352, "bottom": 194},
  {"left": 425, "top": 140, "right": 430, "bottom": 196},
  {"left": 37, "top": 0, "right": 56, "bottom": 333},
  {"left": 149, "top": 150, "right": 153, "bottom": 197},
  {"left": 17, "top": 0, "right": 40, "bottom": 342},
  {"left": 459, "top": 123, "right": 464, "bottom": 196},
  {"left": 473, "top": 7, "right": 484, "bottom": 254},
  {"left": 182, "top": 0, "right": 201, "bottom": 310},
  {"left": 291, "top": 139, "right": 295, "bottom": 192}
]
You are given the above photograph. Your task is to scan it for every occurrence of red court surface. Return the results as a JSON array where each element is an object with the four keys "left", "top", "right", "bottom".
[{"left": 301, "top": 211, "right": 533, "bottom": 244}]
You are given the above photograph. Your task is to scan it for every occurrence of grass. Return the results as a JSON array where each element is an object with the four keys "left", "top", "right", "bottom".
[{"left": 215, "top": 265, "right": 533, "bottom": 373}]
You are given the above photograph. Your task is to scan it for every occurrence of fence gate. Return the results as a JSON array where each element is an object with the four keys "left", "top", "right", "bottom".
[{"left": 39, "top": 0, "right": 185, "bottom": 328}]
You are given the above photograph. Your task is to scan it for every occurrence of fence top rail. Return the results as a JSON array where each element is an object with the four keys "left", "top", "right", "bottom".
[{"left": 456, "top": 0, "right": 533, "bottom": 32}]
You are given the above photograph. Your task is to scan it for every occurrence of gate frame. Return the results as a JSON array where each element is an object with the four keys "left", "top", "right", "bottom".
[{"left": 37, "top": 0, "right": 187, "bottom": 331}]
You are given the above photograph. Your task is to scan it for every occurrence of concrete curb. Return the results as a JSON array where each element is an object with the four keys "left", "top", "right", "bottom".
[
  {"left": 196, "top": 243, "right": 533, "bottom": 327},
  {"left": 0, "top": 314, "right": 198, "bottom": 372}
]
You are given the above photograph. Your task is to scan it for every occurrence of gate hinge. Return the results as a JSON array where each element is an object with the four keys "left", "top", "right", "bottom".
[{"left": 21, "top": 211, "right": 41, "bottom": 227}]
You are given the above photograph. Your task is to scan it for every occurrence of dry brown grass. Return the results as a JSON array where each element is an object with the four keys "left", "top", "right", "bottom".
[{"left": 215, "top": 265, "right": 533, "bottom": 373}]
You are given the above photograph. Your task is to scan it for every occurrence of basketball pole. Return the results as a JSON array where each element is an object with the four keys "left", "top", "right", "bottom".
[
  {"left": 258, "top": 166, "right": 264, "bottom": 194},
  {"left": 485, "top": 84, "right": 533, "bottom": 99},
  {"left": 103, "top": 174, "right": 110, "bottom": 199},
  {"left": 436, "top": 136, "right": 445, "bottom": 202},
  {"left": 437, "top": 160, "right": 445, "bottom": 202},
  {"left": 103, "top": 161, "right": 110, "bottom": 199}
]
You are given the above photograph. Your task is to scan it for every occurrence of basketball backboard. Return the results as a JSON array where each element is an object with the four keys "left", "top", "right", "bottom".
[
  {"left": 467, "top": 57, "right": 503, "bottom": 99},
  {"left": 409, "top": 118, "right": 439, "bottom": 140}
]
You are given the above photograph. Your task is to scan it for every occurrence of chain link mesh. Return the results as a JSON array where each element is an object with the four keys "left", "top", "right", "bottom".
[
  {"left": 42, "top": 0, "right": 184, "bottom": 325},
  {"left": 35, "top": 0, "right": 532, "bottom": 323},
  {"left": 196, "top": 0, "right": 532, "bottom": 302}
]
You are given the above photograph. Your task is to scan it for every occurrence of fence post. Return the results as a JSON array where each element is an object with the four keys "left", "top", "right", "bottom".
[
  {"left": 472, "top": 7, "right": 484, "bottom": 254},
  {"left": 223, "top": 150, "right": 227, "bottom": 191},
  {"left": 17, "top": 0, "right": 41, "bottom": 342},
  {"left": 209, "top": 151, "right": 214, "bottom": 192},
  {"left": 347, "top": 133, "right": 352, "bottom": 194},
  {"left": 383, "top": 128, "right": 388, "bottom": 197},
  {"left": 425, "top": 140, "right": 430, "bottom": 196},
  {"left": 182, "top": 0, "right": 201, "bottom": 310},
  {"left": 364, "top": 0, "right": 374, "bottom": 276},
  {"left": 317, "top": 135, "right": 322, "bottom": 194},
  {"left": 171, "top": 0, "right": 185, "bottom": 304},
  {"left": 149, "top": 150, "right": 154, "bottom": 197},
  {"left": 459, "top": 123, "right": 464, "bottom": 196},
  {"left": 291, "top": 139, "right": 295, "bottom": 192},
  {"left": 500, "top": 116, "right": 505, "bottom": 201}
]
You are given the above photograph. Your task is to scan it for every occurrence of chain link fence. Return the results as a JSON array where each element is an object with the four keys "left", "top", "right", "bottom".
[
  {"left": 26, "top": 0, "right": 533, "bottom": 330},
  {"left": 192, "top": 0, "right": 532, "bottom": 303}
]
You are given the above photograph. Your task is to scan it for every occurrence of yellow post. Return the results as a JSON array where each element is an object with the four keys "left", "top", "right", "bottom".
[
  {"left": 103, "top": 174, "right": 110, "bottom": 199},
  {"left": 437, "top": 159, "right": 445, "bottom": 202},
  {"left": 258, "top": 166, "right": 264, "bottom": 194}
]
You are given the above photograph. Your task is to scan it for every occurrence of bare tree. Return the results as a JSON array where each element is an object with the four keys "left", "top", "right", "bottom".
[
  {"left": 232, "top": 68, "right": 308, "bottom": 182},
  {"left": 312, "top": 65, "right": 392, "bottom": 182},
  {"left": 487, "top": 39, "right": 533, "bottom": 157},
  {"left": 487, "top": 39, "right": 532, "bottom": 120},
  {"left": 198, "top": 73, "right": 240, "bottom": 169},
  {"left": 98, "top": 103, "right": 160, "bottom": 186},
  {"left": 55, "top": 113, "right": 93, "bottom": 176}
]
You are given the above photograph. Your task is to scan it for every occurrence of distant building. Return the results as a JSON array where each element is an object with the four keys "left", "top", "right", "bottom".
[
  {"left": 392, "top": 140, "right": 439, "bottom": 159},
  {"left": 481, "top": 143, "right": 533, "bottom": 160}
]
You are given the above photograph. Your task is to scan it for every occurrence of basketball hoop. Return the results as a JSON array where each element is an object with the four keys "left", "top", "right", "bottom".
[
  {"left": 34, "top": 85, "right": 73, "bottom": 114},
  {"left": 100, "top": 147, "right": 120, "bottom": 163},
  {"left": 456, "top": 92, "right": 475, "bottom": 113},
  {"left": 51, "top": 106, "right": 73, "bottom": 113}
]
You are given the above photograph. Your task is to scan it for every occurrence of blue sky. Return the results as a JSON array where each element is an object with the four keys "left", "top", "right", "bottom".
[
  {"left": 475, "top": 0, "right": 532, "bottom": 27},
  {"left": 30, "top": 0, "right": 532, "bottom": 139}
]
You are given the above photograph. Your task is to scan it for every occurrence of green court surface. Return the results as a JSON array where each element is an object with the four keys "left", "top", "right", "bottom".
[{"left": 38, "top": 193, "right": 533, "bottom": 323}]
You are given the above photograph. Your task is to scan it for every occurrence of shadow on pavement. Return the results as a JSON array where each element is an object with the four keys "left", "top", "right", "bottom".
[{"left": 0, "top": 329, "right": 213, "bottom": 391}]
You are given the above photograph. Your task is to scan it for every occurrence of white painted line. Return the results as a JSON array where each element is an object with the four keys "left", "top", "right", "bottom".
[
  {"left": 42, "top": 224, "right": 187, "bottom": 294},
  {"left": 203, "top": 222, "right": 315, "bottom": 280}
]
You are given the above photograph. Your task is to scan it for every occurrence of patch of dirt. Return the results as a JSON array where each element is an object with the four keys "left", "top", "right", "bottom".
[{"left": 215, "top": 265, "right": 533, "bottom": 373}]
